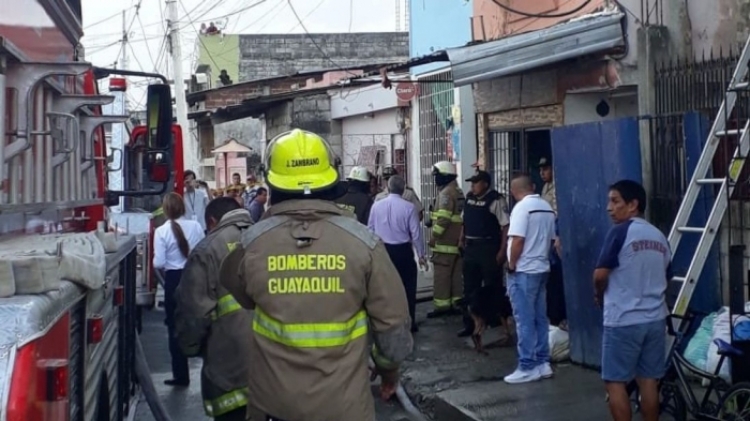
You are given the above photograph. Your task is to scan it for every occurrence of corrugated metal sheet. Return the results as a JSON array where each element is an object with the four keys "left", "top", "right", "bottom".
[{"left": 446, "top": 12, "right": 626, "bottom": 87}]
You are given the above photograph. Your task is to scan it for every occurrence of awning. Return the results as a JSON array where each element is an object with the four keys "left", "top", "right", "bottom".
[{"left": 446, "top": 12, "right": 626, "bottom": 87}]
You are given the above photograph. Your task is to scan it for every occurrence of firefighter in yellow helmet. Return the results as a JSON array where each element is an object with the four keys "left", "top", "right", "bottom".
[
  {"left": 426, "top": 160, "right": 465, "bottom": 318},
  {"left": 334, "top": 165, "right": 374, "bottom": 224},
  {"left": 219, "top": 129, "right": 413, "bottom": 421}
]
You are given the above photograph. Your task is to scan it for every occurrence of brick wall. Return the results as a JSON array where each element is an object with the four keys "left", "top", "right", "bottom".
[
  {"left": 203, "top": 74, "right": 315, "bottom": 110},
  {"left": 261, "top": 94, "right": 343, "bottom": 160},
  {"left": 238, "top": 32, "right": 409, "bottom": 80}
]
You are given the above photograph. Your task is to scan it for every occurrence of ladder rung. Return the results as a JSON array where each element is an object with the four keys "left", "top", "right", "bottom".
[
  {"left": 696, "top": 178, "right": 724, "bottom": 185},
  {"left": 671, "top": 276, "right": 686, "bottom": 283},
  {"left": 715, "top": 129, "right": 745, "bottom": 137},
  {"left": 677, "top": 226, "right": 705, "bottom": 234},
  {"left": 733, "top": 81, "right": 749, "bottom": 90}
]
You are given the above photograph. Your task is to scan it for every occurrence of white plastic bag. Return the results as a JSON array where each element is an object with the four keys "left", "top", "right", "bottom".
[
  {"left": 707, "top": 307, "right": 732, "bottom": 382},
  {"left": 683, "top": 312, "right": 716, "bottom": 372},
  {"left": 549, "top": 326, "right": 570, "bottom": 362}
]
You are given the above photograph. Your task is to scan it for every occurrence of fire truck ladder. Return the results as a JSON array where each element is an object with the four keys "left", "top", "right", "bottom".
[
  {"left": 0, "top": 60, "right": 128, "bottom": 212},
  {"left": 668, "top": 35, "right": 750, "bottom": 331}
]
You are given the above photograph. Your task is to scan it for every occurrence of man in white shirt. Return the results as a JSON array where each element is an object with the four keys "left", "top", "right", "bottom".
[
  {"left": 184, "top": 170, "right": 210, "bottom": 231},
  {"left": 504, "top": 174, "right": 557, "bottom": 384}
]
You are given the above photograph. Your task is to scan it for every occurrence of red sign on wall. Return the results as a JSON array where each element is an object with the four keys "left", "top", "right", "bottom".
[{"left": 396, "top": 82, "right": 419, "bottom": 102}]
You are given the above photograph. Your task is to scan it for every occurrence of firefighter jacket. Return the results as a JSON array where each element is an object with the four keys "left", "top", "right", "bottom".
[
  {"left": 335, "top": 184, "right": 373, "bottom": 225},
  {"left": 219, "top": 199, "right": 413, "bottom": 421},
  {"left": 174, "top": 209, "right": 254, "bottom": 418},
  {"left": 430, "top": 180, "right": 464, "bottom": 255},
  {"left": 375, "top": 186, "right": 424, "bottom": 214}
]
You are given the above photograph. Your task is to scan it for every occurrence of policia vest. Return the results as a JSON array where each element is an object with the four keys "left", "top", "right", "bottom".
[{"left": 463, "top": 190, "right": 501, "bottom": 240}]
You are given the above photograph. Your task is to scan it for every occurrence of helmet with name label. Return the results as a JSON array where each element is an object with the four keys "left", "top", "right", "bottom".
[
  {"left": 346, "top": 166, "right": 370, "bottom": 183},
  {"left": 262, "top": 129, "right": 340, "bottom": 194},
  {"left": 432, "top": 160, "right": 457, "bottom": 176}
]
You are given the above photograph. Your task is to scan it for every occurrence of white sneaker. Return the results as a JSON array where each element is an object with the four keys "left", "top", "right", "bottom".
[
  {"left": 503, "top": 367, "right": 542, "bottom": 384},
  {"left": 538, "top": 363, "right": 553, "bottom": 379}
]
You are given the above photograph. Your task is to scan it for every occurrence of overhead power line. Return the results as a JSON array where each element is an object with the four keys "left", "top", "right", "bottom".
[{"left": 286, "top": 0, "right": 358, "bottom": 76}]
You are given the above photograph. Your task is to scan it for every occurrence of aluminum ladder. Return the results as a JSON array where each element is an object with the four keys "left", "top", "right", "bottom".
[{"left": 668, "top": 36, "right": 750, "bottom": 325}]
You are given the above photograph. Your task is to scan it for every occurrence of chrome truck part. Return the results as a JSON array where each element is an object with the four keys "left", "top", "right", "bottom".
[
  {"left": 3, "top": 62, "right": 90, "bottom": 204},
  {"left": 0, "top": 61, "right": 127, "bottom": 210}
]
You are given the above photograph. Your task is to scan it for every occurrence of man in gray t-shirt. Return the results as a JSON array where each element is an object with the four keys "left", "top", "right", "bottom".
[{"left": 594, "top": 179, "right": 671, "bottom": 421}]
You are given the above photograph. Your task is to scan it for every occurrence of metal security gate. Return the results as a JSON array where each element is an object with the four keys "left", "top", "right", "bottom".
[
  {"left": 487, "top": 131, "right": 523, "bottom": 197},
  {"left": 650, "top": 50, "right": 743, "bottom": 232},
  {"left": 418, "top": 70, "right": 453, "bottom": 209}
]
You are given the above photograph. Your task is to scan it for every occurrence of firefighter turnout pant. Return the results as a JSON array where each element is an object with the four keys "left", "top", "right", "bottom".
[{"left": 431, "top": 251, "right": 463, "bottom": 311}]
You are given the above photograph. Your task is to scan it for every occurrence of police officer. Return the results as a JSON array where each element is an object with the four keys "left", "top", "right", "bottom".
[
  {"left": 539, "top": 157, "right": 556, "bottom": 213},
  {"left": 335, "top": 165, "right": 374, "bottom": 224},
  {"left": 539, "top": 157, "right": 567, "bottom": 327},
  {"left": 218, "top": 129, "right": 413, "bottom": 421},
  {"left": 174, "top": 197, "right": 254, "bottom": 421},
  {"left": 375, "top": 165, "right": 424, "bottom": 221},
  {"left": 457, "top": 170, "right": 510, "bottom": 337},
  {"left": 426, "top": 160, "right": 465, "bottom": 318}
]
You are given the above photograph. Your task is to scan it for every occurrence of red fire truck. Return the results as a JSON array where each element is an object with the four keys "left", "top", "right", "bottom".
[{"left": 0, "top": 33, "right": 183, "bottom": 421}]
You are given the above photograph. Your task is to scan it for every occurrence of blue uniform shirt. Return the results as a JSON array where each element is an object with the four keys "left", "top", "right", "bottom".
[{"left": 596, "top": 217, "right": 672, "bottom": 327}]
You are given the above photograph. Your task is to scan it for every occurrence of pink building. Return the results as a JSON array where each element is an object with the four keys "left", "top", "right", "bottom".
[{"left": 212, "top": 138, "right": 253, "bottom": 187}]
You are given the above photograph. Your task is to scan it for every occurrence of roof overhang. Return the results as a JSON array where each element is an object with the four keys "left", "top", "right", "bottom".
[{"left": 446, "top": 12, "right": 626, "bottom": 87}]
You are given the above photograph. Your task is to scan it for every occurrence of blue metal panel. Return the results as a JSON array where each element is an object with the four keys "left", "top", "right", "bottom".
[
  {"left": 677, "top": 112, "right": 721, "bottom": 314},
  {"left": 551, "top": 117, "right": 642, "bottom": 368}
]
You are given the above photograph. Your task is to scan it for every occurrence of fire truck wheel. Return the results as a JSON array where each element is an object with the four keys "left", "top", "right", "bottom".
[{"left": 94, "top": 372, "right": 111, "bottom": 421}]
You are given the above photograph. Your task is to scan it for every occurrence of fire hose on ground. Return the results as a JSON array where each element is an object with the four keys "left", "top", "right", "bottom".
[
  {"left": 368, "top": 358, "right": 428, "bottom": 421},
  {"left": 135, "top": 333, "right": 174, "bottom": 421},
  {"left": 136, "top": 270, "right": 174, "bottom": 421}
]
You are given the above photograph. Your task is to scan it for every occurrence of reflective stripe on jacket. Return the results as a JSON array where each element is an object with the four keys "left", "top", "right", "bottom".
[
  {"left": 431, "top": 180, "right": 464, "bottom": 254},
  {"left": 219, "top": 199, "right": 413, "bottom": 421},
  {"left": 174, "top": 208, "right": 254, "bottom": 417}
]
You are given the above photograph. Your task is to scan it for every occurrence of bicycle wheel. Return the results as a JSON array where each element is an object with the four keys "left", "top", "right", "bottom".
[{"left": 717, "top": 382, "right": 750, "bottom": 420}]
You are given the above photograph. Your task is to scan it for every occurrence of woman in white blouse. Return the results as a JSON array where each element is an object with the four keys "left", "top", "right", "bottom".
[{"left": 153, "top": 192, "right": 205, "bottom": 386}]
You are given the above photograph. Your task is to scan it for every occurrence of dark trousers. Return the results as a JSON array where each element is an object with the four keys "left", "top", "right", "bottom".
[
  {"left": 384, "top": 242, "right": 418, "bottom": 329},
  {"left": 546, "top": 263, "right": 567, "bottom": 326},
  {"left": 215, "top": 407, "right": 248, "bottom": 421},
  {"left": 164, "top": 269, "right": 190, "bottom": 382},
  {"left": 462, "top": 240, "right": 503, "bottom": 328}
]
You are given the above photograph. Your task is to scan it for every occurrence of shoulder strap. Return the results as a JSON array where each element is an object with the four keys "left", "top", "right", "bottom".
[
  {"left": 327, "top": 215, "right": 379, "bottom": 250},
  {"left": 241, "top": 215, "right": 290, "bottom": 247}
]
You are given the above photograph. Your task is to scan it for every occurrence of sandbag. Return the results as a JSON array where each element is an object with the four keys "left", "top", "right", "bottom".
[
  {"left": 0, "top": 232, "right": 107, "bottom": 294},
  {"left": 549, "top": 326, "right": 570, "bottom": 362},
  {"left": 0, "top": 259, "right": 16, "bottom": 298},
  {"left": 57, "top": 232, "right": 107, "bottom": 290}
]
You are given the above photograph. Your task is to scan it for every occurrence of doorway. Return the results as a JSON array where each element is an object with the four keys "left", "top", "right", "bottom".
[
  {"left": 487, "top": 127, "right": 552, "bottom": 200},
  {"left": 525, "top": 128, "right": 552, "bottom": 194}
]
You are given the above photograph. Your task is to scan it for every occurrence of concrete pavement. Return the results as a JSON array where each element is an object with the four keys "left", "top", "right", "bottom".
[{"left": 402, "top": 302, "right": 628, "bottom": 421}]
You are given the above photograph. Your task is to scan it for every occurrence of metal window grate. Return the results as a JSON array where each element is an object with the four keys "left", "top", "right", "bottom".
[
  {"left": 418, "top": 70, "right": 454, "bottom": 209},
  {"left": 487, "top": 130, "right": 523, "bottom": 200}
]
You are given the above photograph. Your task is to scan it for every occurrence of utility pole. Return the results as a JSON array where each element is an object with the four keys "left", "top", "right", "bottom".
[
  {"left": 120, "top": 10, "right": 129, "bottom": 71},
  {"left": 166, "top": 0, "right": 196, "bottom": 174}
]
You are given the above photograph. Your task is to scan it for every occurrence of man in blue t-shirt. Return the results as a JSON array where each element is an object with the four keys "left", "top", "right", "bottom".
[{"left": 594, "top": 180, "right": 672, "bottom": 421}]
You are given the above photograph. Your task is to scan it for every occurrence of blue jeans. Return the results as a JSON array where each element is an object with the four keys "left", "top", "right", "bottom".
[{"left": 507, "top": 272, "right": 550, "bottom": 371}]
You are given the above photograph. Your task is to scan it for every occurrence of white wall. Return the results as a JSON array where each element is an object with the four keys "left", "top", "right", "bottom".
[
  {"left": 563, "top": 91, "right": 639, "bottom": 125},
  {"left": 331, "top": 84, "right": 400, "bottom": 119},
  {"left": 456, "top": 84, "right": 477, "bottom": 194}
]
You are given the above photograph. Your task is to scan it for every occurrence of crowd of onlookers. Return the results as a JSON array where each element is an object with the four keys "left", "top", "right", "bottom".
[{"left": 182, "top": 170, "right": 267, "bottom": 227}]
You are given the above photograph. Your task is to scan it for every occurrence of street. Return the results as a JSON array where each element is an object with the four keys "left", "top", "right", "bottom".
[{"left": 133, "top": 306, "right": 414, "bottom": 421}]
